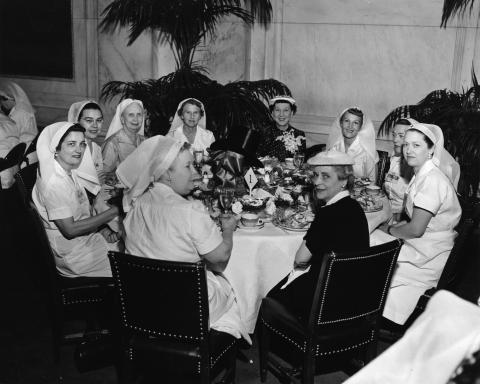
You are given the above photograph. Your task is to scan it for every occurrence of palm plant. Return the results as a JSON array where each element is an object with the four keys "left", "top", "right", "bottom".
[
  {"left": 441, "top": 0, "right": 477, "bottom": 27},
  {"left": 100, "top": 0, "right": 290, "bottom": 139},
  {"left": 378, "top": 69, "right": 480, "bottom": 199}
]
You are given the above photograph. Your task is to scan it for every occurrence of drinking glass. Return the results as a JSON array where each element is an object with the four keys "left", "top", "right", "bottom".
[
  {"left": 194, "top": 149, "right": 204, "bottom": 171},
  {"left": 219, "top": 188, "right": 234, "bottom": 214},
  {"left": 293, "top": 153, "right": 305, "bottom": 170}
]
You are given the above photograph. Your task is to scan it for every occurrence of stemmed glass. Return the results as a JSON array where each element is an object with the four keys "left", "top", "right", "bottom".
[
  {"left": 219, "top": 187, "right": 235, "bottom": 214},
  {"left": 193, "top": 149, "right": 204, "bottom": 173},
  {"left": 293, "top": 153, "right": 305, "bottom": 170}
]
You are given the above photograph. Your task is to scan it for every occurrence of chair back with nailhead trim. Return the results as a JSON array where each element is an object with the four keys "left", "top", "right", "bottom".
[
  {"left": 108, "top": 251, "right": 210, "bottom": 342},
  {"left": 258, "top": 239, "right": 403, "bottom": 383},
  {"left": 308, "top": 239, "right": 402, "bottom": 356},
  {"left": 108, "top": 251, "right": 230, "bottom": 383}
]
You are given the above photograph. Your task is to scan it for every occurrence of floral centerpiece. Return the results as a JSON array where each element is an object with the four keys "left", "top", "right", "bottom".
[{"left": 276, "top": 130, "right": 305, "bottom": 154}]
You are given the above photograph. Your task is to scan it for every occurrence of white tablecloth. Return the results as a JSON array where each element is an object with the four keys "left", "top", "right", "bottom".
[
  {"left": 224, "top": 223, "right": 304, "bottom": 333},
  {"left": 224, "top": 199, "right": 394, "bottom": 333}
]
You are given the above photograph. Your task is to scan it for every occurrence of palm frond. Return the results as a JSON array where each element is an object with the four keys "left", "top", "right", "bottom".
[
  {"left": 101, "top": 69, "right": 291, "bottom": 139},
  {"left": 244, "top": 0, "right": 272, "bottom": 26},
  {"left": 441, "top": 0, "right": 477, "bottom": 27},
  {"left": 377, "top": 105, "right": 417, "bottom": 136},
  {"left": 100, "top": 0, "right": 272, "bottom": 67}
]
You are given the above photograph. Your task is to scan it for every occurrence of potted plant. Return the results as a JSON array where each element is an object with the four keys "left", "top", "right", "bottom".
[
  {"left": 99, "top": 0, "right": 291, "bottom": 143},
  {"left": 378, "top": 69, "right": 480, "bottom": 202}
]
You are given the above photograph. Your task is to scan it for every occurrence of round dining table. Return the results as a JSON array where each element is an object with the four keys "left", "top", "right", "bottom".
[{"left": 223, "top": 196, "right": 393, "bottom": 333}]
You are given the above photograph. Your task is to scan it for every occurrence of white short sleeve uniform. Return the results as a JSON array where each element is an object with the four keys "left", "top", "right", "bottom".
[
  {"left": 168, "top": 125, "right": 215, "bottom": 155},
  {"left": 383, "top": 160, "right": 461, "bottom": 324},
  {"left": 32, "top": 162, "right": 115, "bottom": 277},
  {"left": 124, "top": 183, "right": 248, "bottom": 339},
  {"left": 331, "top": 136, "right": 377, "bottom": 182},
  {"left": 384, "top": 156, "right": 409, "bottom": 214}
]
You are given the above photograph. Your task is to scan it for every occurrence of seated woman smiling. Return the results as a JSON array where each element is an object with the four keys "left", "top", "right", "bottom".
[
  {"left": 267, "top": 150, "right": 369, "bottom": 320},
  {"left": 381, "top": 119, "right": 461, "bottom": 325},
  {"left": 327, "top": 107, "right": 378, "bottom": 182},
  {"left": 117, "top": 136, "right": 249, "bottom": 341},
  {"left": 102, "top": 98, "right": 145, "bottom": 176},
  {"left": 167, "top": 98, "right": 215, "bottom": 155},
  {"left": 33, "top": 122, "right": 121, "bottom": 277}
]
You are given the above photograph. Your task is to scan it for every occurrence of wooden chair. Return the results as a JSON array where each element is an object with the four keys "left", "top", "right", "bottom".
[
  {"left": 14, "top": 162, "right": 38, "bottom": 207},
  {"left": 27, "top": 202, "right": 114, "bottom": 362},
  {"left": 258, "top": 240, "right": 402, "bottom": 384},
  {"left": 108, "top": 251, "right": 238, "bottom": 384},
  {"left": 376, "top": 150, "right": 390, "bottom": 187}
]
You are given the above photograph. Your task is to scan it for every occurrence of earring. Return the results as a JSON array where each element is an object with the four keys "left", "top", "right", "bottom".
[
  {"left": 428, "top": 153, "right": 433, "bottom": 159},
  {"left": 54, "top": 152, "right": 58, "bottom": 158}
]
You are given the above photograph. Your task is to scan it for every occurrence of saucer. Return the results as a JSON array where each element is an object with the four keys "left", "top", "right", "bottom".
[{"left": 237, "top": 222, "right": 265, "bottom": 230}]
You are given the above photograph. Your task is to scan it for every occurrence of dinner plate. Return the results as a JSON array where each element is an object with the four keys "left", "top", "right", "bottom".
[
  {"left": 237, "top": 222, "right": 265, "bottom": 231},
  {"left": 363, "top": 203, "right": 383, "bottom": 213},
  {"left": 272, "top": 218, "right": 310, "bottom": 232},
  {"left": 275, "top": 223, "right": 310, "bottom": 232}
]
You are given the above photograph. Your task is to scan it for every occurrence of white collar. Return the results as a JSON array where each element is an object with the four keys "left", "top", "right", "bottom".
[{"left": 325, "top": 190, "right": 350, "bottom": 206}]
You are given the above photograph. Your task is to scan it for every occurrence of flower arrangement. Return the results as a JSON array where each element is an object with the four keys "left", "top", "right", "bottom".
[{"left": 276, "top": 130, "right": 305, "bottom": 154}]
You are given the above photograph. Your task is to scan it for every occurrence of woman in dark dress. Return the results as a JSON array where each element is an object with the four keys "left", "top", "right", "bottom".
[
  {"left": 257, "top": 96, "right": 306, "bottom": 161},
  {"left": 267, "top": 150, "right": 369, "bottom": 320}
]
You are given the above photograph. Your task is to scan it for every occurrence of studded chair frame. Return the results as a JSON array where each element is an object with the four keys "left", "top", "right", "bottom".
[
  {"left": 14, "top": 162, "right": 38, "bottom": 207},
  {"left": 108, "top": 251, "right": 238, "bottom": 384},
  {"left": 258, "top": 239, "right": 402, "bottom": 384},
  {"left": 27, "top": 202, "right": 113, "bottom": 362}
]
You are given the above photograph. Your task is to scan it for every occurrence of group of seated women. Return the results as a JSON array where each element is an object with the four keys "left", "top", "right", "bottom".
[{"left": 29, "top": 90, "right": 463, "bottom": 347}]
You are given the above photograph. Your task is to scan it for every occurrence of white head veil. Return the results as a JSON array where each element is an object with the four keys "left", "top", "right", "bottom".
[
  {"left": 116, "top": 136, "right": 184, "bottom": 212},
  {"left": 105, "top": 98, "right": 145, "bottom": 139},
  {"left": 67, "top": 100, "right": 99, "bottom": 123},
  {"left": 327, "top": 107, "right": 378, "bottom": 162},
  {"left": 67, "top": 100, "right": 102, "bottom": 194},
  {"left": 36, "top": 122, "right": 74, "bottom": 191},
  {"left": 0, "top": 80, "right": 35, "bottom": 115},
  {"left": 406, "top": 118, "right": 460, "bottom": 189},
  {"left": 168, "top": 98, "right": 206, "bottom": 133}
]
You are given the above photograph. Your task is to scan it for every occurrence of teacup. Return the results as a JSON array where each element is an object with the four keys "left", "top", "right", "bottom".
[
  {"left": 365, "top": 185, "right": 381, "bottom": 196},
  {"left": 241, "top": 213, "right": 263, "bottom": 227}
]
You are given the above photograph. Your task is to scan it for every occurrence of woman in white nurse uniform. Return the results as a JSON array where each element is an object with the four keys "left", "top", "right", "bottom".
[
  {"left": 33, "top": 122, "right": 121, "bottom": 277},
  {"left": 381, "top": 118, "right": 461, "bottom": 325}
]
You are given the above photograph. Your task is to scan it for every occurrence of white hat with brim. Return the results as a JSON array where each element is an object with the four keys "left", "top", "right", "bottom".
[
  {"left": 269, "top": 95, "right": 296, "bottom": 106},
  {"left": 307, "top": 149, "right": 355, "bottom": 166}
]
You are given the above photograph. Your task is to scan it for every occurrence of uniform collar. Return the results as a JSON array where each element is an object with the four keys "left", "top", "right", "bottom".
[{"left": 325, "top": 190, "right": 350, "bottom": 206}]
